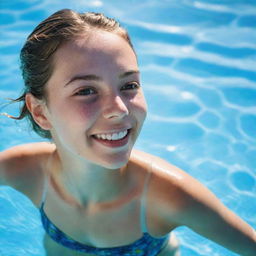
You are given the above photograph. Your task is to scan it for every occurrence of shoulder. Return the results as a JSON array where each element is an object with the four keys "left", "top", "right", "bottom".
[
  {"left": 0, "top": 142, "right": 56, "bottom": 175},
  {"left": 130, "top": 149, "right": 187, "bottom": 187},
  {"left": 0, "top": 142, "right": 56, "bottom": 204},
  {"left": 141, "top": 153, "right": 232, "bottom": 232},
  {"left": 129, "top": 150, "right": 191, "bottom": 214},
  {"left": 130, "top": 151, "right": 212, "bottom": 225}
]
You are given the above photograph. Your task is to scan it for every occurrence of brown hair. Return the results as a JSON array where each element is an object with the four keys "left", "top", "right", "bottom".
[{"left": 5, "top": 9, "right": 135, "bottom": 139}]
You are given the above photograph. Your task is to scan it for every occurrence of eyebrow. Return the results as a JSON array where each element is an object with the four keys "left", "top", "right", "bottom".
[{"left": 64, "top": 70, "right": 140, "bottom": 87}]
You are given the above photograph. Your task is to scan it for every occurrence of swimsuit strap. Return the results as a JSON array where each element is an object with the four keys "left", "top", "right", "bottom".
[
  {"left": 140, "top": 160, "right": 153, "bottom": 233},
  {"left": 40, "top": 174, "right": 48, "bottom": 207}
]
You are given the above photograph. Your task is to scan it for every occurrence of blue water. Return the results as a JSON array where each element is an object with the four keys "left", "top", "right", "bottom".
[{"left": 0, "top": 1, "right": 256, "bottom": 255}]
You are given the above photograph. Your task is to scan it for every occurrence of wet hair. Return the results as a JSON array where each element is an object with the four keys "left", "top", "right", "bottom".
[{"left": 5, "top": 9, "right": 135, "bottom": 139}]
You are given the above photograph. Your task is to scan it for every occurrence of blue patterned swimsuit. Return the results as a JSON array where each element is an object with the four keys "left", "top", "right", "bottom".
[{"left": 39, "top": 170, "right": 170, "bottom": 255}]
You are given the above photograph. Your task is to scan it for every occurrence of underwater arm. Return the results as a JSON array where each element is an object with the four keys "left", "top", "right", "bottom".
[
  {"left": 175, "top": 174, "right": 256, "bottom": 255},
  {"left": 150, "top": 157, "right": 256, "bottom": 256}
]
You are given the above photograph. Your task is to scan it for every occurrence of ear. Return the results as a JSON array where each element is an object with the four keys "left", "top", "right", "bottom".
[{"left": 25, "top": 93, "right": 52, "bottom": 130}]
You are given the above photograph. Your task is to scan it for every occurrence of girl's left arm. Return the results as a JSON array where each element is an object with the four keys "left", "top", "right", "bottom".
[
  {"left": 177, "top": 183, "right": 256, "bottom": 256},
  {"left": 151, "top": 158, "right": 256, "bottom": 256}
]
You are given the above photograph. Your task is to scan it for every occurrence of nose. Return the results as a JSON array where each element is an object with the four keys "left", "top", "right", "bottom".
[{"left": 102, "top": 94, "right": 129, "bottom": 120}]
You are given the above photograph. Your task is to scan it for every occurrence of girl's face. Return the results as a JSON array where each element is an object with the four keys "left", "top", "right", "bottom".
[{"left": 43, "top": 31, "right": 147, "bottom": 169}]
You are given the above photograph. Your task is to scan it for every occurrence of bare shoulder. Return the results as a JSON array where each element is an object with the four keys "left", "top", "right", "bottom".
[
  {"left": 130, "top": 148, "right": 188, "bottom": 184},
  {"left": 139, "top": 153, "right": 233, "bottom": 229},
  {"left": 131, "top": 151, "right": 216, "bottom": 222},
  {"left": 0, "top": 142, "right": 56, "bottom": 205},
  {"left": 0, "top": 141, "right": 56, "bottom": 174},
  {"left": 130, "top": 150, "right": 193, "bottom": 211},
  {"left": 147, "top": 154, "right": 221, "bottom": 212}
]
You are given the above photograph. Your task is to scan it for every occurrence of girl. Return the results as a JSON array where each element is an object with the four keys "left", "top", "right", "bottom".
[{"left": 0, "top": 9, "right": 255, "bottom": 256}]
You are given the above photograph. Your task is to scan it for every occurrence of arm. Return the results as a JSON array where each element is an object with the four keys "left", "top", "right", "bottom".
[
  {"left": 150, "top": 158, "right": 256, "bottom": 256},
  {"left": 178, "top": 177, "right": 256, "bottom": 256}
]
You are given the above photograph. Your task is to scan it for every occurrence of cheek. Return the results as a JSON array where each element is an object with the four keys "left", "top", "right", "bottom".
[
  {"left": 49, "top": 103, "right": 98, "bottom": 142},
  {"left": 76, "top": 103, "right": 98, "bottom": 122},
  {"left": 131, "top": 94, "right": 148, "bottom": 120},
  {"left": 59, "top": 100, "right": 99, "bottom": 123},
  {"left": 47, "top": 105, "right": 96, "bottom": 140}
]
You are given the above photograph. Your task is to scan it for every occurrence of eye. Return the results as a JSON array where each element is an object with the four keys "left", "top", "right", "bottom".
[
  {"left": 74, "top": 87, "right": 96, "bottom": 96},
  {"left": 121, "top": 82, "right": 140, "bottom": 91}
]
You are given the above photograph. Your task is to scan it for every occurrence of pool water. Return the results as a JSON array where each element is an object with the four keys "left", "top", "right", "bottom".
[{"left": 0, "top": 0, "right": 256, "bottom": 255}]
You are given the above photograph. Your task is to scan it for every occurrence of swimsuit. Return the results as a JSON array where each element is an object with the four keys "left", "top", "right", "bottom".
[{"left": 39, "top": 167, "right": 170, "bottom": 255}]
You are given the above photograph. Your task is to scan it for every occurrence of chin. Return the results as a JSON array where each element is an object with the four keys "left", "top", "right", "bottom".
[
  {"left": 109, "top": 161, "right": 129, "bottom": 170},
  {"left": 103, "top": 157, "right": 130, "bottom": 170},
  {"left": 97, "top": 151, "right": 131, "bottom": 170}
]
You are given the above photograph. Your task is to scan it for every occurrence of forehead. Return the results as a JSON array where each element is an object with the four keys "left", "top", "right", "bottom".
[{"left": 52, "top": 31, "right": 138, "bottom": 73}]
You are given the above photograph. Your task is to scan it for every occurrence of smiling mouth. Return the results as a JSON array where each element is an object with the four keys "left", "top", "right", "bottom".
[
  {"left": 93, "top": 129, "right": 129, "bottom": 140},
  {"left": 91, "top": 129, "right": 131, "bottom": 147}
]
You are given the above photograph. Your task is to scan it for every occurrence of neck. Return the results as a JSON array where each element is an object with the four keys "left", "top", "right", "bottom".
[{"left": 48, "top": 149, "right": 131, "bottom": 207}]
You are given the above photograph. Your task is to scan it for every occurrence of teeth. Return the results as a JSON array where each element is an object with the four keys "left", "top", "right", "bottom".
[{"left": 95, "top": 130, "right": 128, "bottom": 141}]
